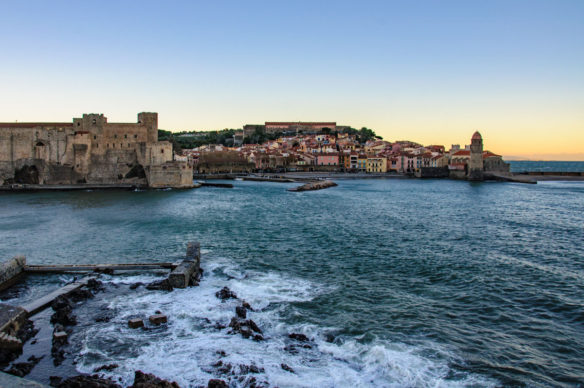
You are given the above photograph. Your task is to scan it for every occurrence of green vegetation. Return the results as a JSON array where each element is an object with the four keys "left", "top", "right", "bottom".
[
  {"left": 158, "top": 129, "right": 238, "bottom": 149},
  {"left": 243, "top": 128, "right": 283, "bottom": 144},
  {"left": 158, "top": 125, "right": 382, "bottom": 150},
  {"left": 340, "top": 127, "right": 382, "bottom": 143}
]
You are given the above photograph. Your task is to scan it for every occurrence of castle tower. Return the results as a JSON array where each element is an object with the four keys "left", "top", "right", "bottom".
[{"left": 468, "top": 131, "right": 483, "bottom": 181}]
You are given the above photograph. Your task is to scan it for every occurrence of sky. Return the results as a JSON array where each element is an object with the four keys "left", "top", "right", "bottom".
[{"left": 0, "top": 0, "right": 582, "bottom": 160}]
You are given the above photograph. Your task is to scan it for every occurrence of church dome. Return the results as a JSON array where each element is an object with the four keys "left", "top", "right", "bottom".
[{"left": 472, "top": 131, "right": 482, "bottom": 140}]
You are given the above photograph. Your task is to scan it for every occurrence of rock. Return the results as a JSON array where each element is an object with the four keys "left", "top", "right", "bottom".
[
  {"left": 51, "top": 325, "right": 69, "bottom": 366},
  {"left": 5, "top": 355, "right": 43, "bottom": 377},
  {"left": 281, "top": 363, "right": 295, "bottom": 373},
  {"left": 216, "top": 362, "right": 233, "bottom": 375},
  {"left": 235, "top": 306, "right": 247, "bottom": 319},
  {"left": 288, "top": 180, "right": 338, "bottom": 192},
  {"left": 93, "top": 268, "right": 114, "bottom": 275},
  {"left": 253, "top": 334, "right": 264, "bottom": 341},
  {"left": 86, "top": 278, "right": 105, "bottom": 293},
  {"left": 241, "top": 301, "right": 253, "bottom": 311},
  {"left": 129, "top": 282, "right": 143, "bottom": 290},
  {"left": 95, "top": 311, "right": 113, "bottom": 323},
  {"left": 207, "top": 379, "right": 228, "bottom": 388},
  {"left": 238, "top": 364, "right": 264, "bottom": 374},
  {"left": 145, "top": 279, "right": 173, "bottom": 292},
  {"left": 128, "top": 319, "right": 144, "bottom": 329},
  {"left": 56, "top": 374, "right": 122, "bottom": 388},
  {"left": 216, "top": 350, "right": 226, "bottom": 357},
  {"left": 246, "top": 319, "right": 262, "bottom": 334},
  {"left": 216, "top": 287, "right": 237, "bottom": 300},
  {"left": 50, "top": 376, "right": 63, "bottom": 386},
  {"left": 93, "top": 363, "right": 119, "bottom": 373},
  {"left": 67, "top": 287, "right": 94, "bottom": 302},
  {"left": 288, "top": 333, "right": 309, "bottom": 342},
  {"left": 51, "top": 296, "right": 77, "bottom": 326},
  {"left": 149, "top": 314, "right": 167, "bottom": 325},
  {"left": 228, "top": 317, "right": 262, "bottom": 340},
  {"left": 129, "top": 370, "right": 180, "bottom": 388},
  {"left": 53, "top": 331, "right": 68, "bottom": 342}
]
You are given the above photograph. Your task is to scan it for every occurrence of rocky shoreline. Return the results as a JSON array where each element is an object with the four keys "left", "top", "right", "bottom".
[{"left": 0, "top": 268, "right": 319, "bottom": 388}]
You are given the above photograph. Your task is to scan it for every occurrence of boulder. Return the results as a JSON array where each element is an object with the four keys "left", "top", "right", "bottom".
[
  {"left": 288, "top": 333, "right": 309, "bottom": 342},
  {"left": 235, "top": 306, "right": 247, "bottom": 319},
  {"left": 215, "top": 287, "right": 237, "bottom": 300},
  {"left": 128, "top": 319, "right": 144, "bottom": 329},
  {"left": 207, "top": 379, "right": 228, "bottom": 388},
  {"left": 129, "top": 370, "right": 180, "bottom": 388},
  {"left": 56, "top": 374, "right": 122, "bottom": 388},
  {"left": 149, "top": 315, "right": 167, "bottom": 325}
]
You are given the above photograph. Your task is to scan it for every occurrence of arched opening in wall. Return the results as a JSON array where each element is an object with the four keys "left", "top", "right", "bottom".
[{"left": 34, "top": 142, "right": 47, "bottom": 160}]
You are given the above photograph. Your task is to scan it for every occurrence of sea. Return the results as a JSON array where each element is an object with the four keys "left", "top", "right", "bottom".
[
  {"left": 1, "top": 175, "right": 583, "bottom": 387},
  {"left": 508, "top": 161, "right": 584, "bottom": 173}
]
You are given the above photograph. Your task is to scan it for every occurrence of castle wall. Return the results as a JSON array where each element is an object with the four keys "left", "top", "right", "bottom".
[
  {"left": 0, "top": 113, "right": 192, "bottom": 188},
  {"left": 148, "top": 161, "right": 193, "bottom": 188}
]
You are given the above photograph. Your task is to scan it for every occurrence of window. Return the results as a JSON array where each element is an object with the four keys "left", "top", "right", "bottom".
[
  {"left": 93, "top": 136, "right": 96, "bottom": 140},
  {"left": 124, "top": 134, "right": 127, "bottom": 139},
  {"left": 92, "top": 119, "right": 96, "bottom": 125},
  {"left": 161, "top": 149, "right": 164, "bottom": 153},
  {"left": 134, "top": 134, "right": 137, "bottom": 138},
  {"left": 114, "top": 134, "right": 117, "bottom": 138}
]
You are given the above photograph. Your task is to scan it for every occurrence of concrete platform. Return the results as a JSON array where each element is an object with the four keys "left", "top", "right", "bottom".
[
  {"left": 0, "top": 372, "right": 48, "bottom": 387},
  {"left": 21, "top": 277, "right": 94, "bottom": 316}
]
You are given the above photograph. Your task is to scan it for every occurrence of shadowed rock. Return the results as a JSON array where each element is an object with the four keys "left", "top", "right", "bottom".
[
  {"left": 129, "top": 370, "right": 180, "bottom": 388},
  {"left": 56, "top": 374, "right": 122, "bottom": 388},
  {"left": 145, "top": 279, "right": 173, "bottom": 292},
  {"left": 216, "top": 287, "right": 237, "bottom": 300}
]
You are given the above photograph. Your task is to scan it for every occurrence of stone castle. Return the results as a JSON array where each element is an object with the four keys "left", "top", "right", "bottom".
[{"left": 0, "top": 113, "right": 193, "bottom": 188}]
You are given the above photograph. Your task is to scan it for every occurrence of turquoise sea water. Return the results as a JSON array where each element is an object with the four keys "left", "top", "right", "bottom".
[{"left": 1, "top": 179, "right": 583, "bottom": 387}]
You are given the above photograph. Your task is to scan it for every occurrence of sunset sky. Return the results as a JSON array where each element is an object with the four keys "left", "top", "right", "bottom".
[{"left": 1, "top": 1, "right": 582, "bottom": 160}]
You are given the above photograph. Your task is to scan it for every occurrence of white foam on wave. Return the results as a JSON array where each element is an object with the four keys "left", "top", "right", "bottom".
[{"left": 74, "top": 257, "right": 496, "bottom": 387}]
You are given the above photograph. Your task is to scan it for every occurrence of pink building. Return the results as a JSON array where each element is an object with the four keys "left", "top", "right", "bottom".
[{"left": 316, "top": 153, "right": 339, "bottom": 166}]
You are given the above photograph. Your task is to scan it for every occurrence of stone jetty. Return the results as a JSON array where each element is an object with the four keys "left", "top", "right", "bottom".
[{"left": 288, "top": 180, "right": 338, "bottom": 192}]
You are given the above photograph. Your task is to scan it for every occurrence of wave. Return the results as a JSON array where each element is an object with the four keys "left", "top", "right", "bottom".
[{"left": 74, "top": 257, "right": 496, "bottom": 387}]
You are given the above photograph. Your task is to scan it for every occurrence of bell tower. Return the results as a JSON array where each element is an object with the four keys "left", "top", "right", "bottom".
[{"left": 468, "top": 131, "right": 483, "bottom": 181}]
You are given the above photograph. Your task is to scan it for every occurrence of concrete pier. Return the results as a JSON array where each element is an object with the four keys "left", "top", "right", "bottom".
[
  {"left": 0, "top": 256, "right": 26, "bottom": 292},
  {"left": 20, "top": 277, "right": 94, "bottom": 316},
  {"left": 25, "top": 262, "right": 177, "bottom": 273},
  {"left": 168, "top": 242, "right": 201, "bottom": 288}
]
